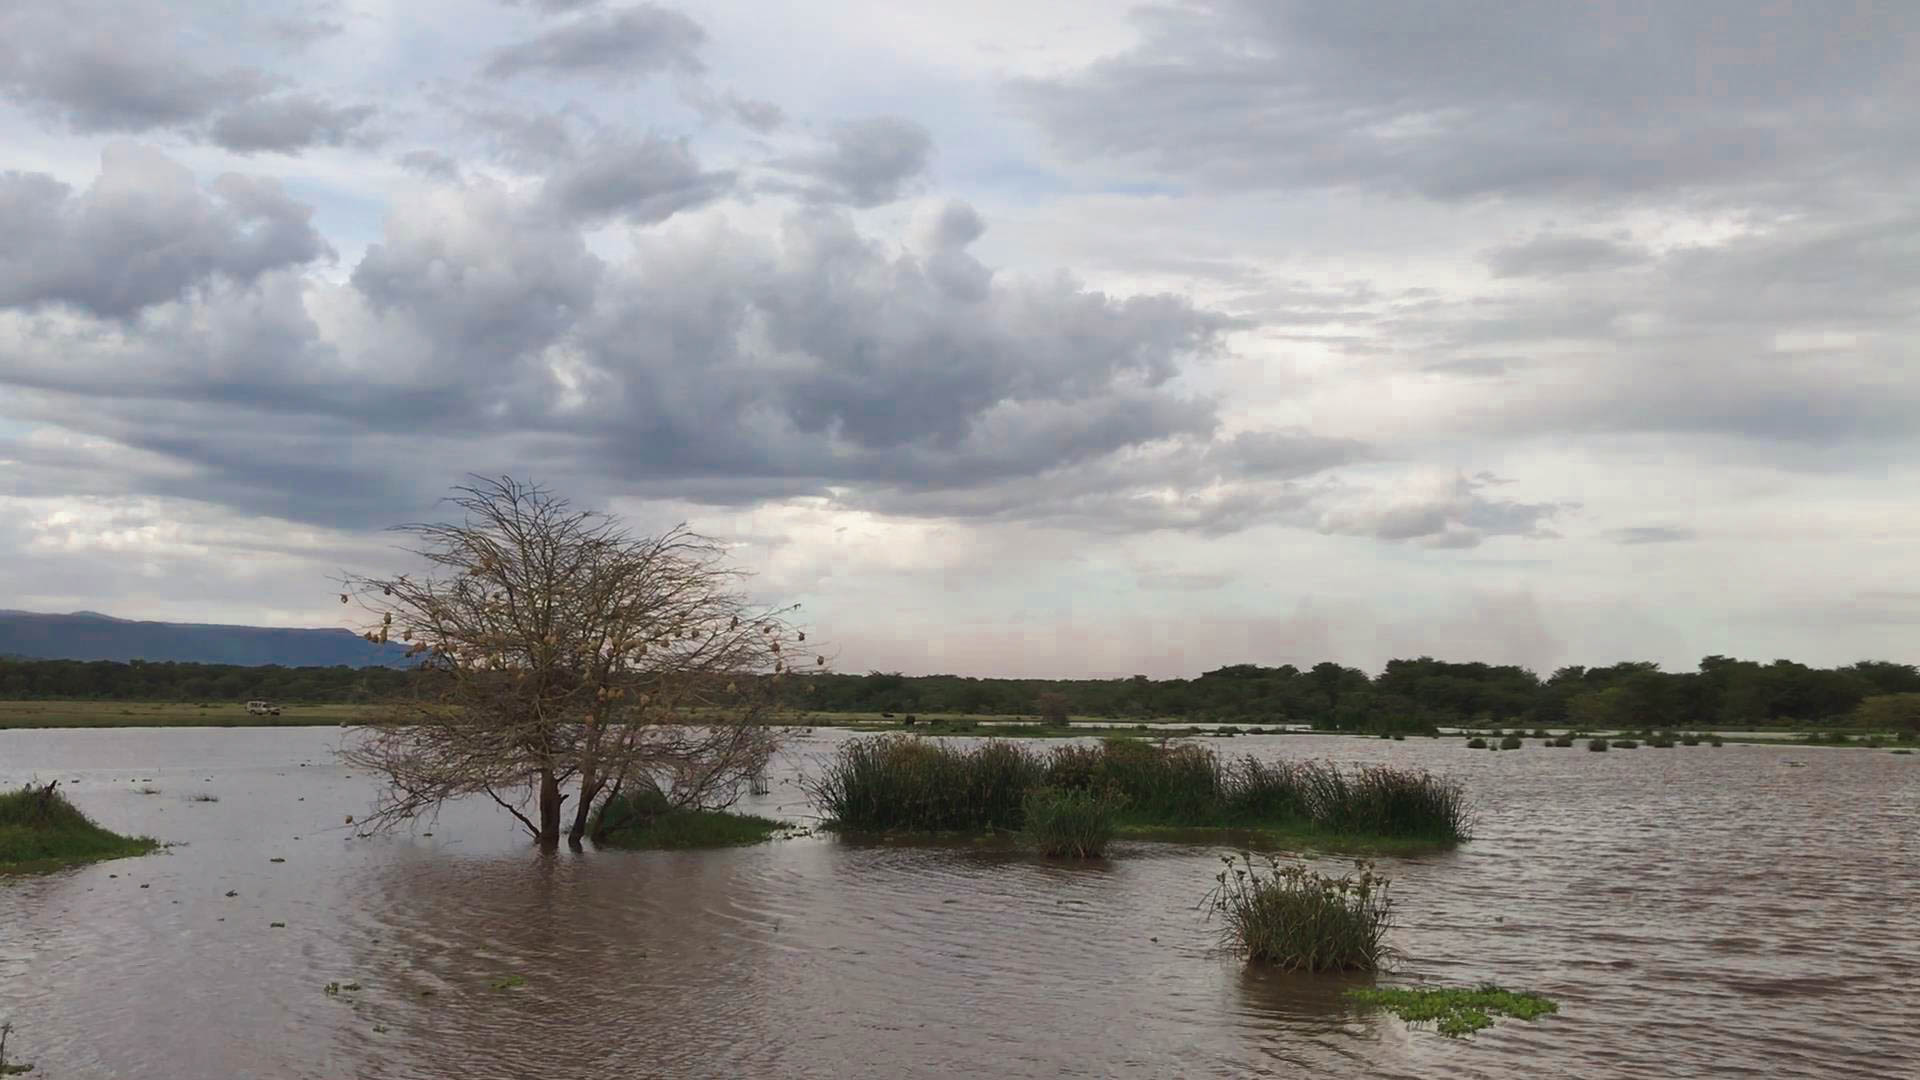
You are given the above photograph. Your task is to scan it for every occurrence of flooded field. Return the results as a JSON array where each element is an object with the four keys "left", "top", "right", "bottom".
[{"left": 2, "top": 728, "right": 1914, "bottom": 1078}]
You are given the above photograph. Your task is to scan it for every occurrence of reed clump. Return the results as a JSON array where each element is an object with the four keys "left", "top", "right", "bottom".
[
  {"left": 1021, "top": 786, "right": 1123, "bottom": 857},
  {"left": 1205, "top": 853, "right": 1392, "bottom": 971},
  {"left": 810, "top": 737, "right": 1471, "bottom": 844}
]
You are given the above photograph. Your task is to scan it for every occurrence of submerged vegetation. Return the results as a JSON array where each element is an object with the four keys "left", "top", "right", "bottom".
[
  {"left": 1205, "top": 854, "right": 1393, "bottom": 971},
  {"left": 807, "top": 736, "right": 1471, "bottom": 846},
  {"left": 0, "top": 781, "right": 157, "bottom": 870},
  {"left": 1346, "top": 984, "right": 1560, "bottom": 1038}
]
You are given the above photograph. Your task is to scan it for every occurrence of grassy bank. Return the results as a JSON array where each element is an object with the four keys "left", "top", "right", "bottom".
[
  {"left": 589, "top": 789, "right": 791, "bottom": 850},
  {"left": 1, "top": 782, "right": 158, "bottom": 871},
  {"left": 807, "top": 736, "right": 1471, "bottom": 849},
  {"left": 0, "top": 700, "right": 372, "bottom": 729}
]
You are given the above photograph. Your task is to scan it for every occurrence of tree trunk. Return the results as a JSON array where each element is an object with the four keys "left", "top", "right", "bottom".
[
  {"left": 537, "top": 769, "right": 564, "bottom": 849},
  {"left": 567, "top": 774, "right": 604, "bottom": 850}
]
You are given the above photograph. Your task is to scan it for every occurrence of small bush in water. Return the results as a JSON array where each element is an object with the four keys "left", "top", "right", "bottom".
[
  {"left": 1205, "top": 853, "right": 1392, "bottom": 971},
  {"left": 1588, "top": 738, "right": 1609, "bottom": 752},
  {"left": 1612, "top": 739, "right": 1640, "bottom": 749},
  {"left": 1466, "top": 737, "right": 1488, "bottom": 749},
  {"left": 1021, "top": 787, "right": 1123, "bottom": 857},
  {"left": 1498, "top": 735, "right": 1522, "bottom": 750}
]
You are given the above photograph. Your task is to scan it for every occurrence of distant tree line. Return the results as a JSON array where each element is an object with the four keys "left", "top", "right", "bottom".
[
  {"left": 0, "top": 658, "right": 413, "bottom": 703},
  {"left": 777, "top": 656, "right": 1920, "bottom": 732},
  {"left": 4, "top": 654, "right": 1919, "bottom": 732}
]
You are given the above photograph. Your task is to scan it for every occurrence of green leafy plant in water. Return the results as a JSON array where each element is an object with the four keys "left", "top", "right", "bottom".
[
  {"left": 1498, "top": 736, "right": 1522, "bottom": 750},
  {"left": 490, "top": 975, "right": 526, "bottom": 991},
  {"left": 1203, "top": 853, "right": 1392, "bottom": 971},
  {"left": 1346, "top": 984, "right": 1559, "bottom": 1038},
  {"left": 1021, "top": 786, "right": 1124, "bottom": 857},
  {"left": 0, "top": 1021, "right": 34, "bottom": 1075},
  {"left": 1465, "top": 737, "right": 1488, "bottom": 749}
]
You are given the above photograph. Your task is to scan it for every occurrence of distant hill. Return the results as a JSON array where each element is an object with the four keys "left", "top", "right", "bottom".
[{"left": 0, "top": 610, "right": 410, "bottom": 668}]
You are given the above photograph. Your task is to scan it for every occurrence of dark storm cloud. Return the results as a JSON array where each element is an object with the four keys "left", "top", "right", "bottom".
[
  {"left": 484, "top": 5, "right": 707, "bottom": 81},
  {"left": 772, "top": 117, "right": 933, "bottom": 207},
  {"left": 1485, "top": 234, "right": 1650, "bottom": 278},
  {"left": 0, "top": 144, "right": 329, "bottom": 319},
  {"left": 1018, "top": 0, "right": 1918, "bottom": 203},
  {"left": 209, "top": 95, "right": 379, "bottom": 154}
]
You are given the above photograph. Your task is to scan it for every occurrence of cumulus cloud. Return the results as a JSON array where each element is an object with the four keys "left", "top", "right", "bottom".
[
  {"left": 484, "top": 4, "right": 707, "bottom": 81},
  {"left": 538, "top": 134, "right": 735, "bottom": 223},
  {"left": 0, "top": 144, "right": 329, "bottom": 319}
]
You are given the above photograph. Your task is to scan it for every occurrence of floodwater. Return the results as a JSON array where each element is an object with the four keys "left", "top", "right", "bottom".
[{"left": 2, "top": 729, "right": 1914, "bottom": 1079}]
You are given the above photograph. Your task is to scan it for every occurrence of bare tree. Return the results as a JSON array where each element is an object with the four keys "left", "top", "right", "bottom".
[{"left": 339, "top": 477, "right": 816, "bottom": 849}]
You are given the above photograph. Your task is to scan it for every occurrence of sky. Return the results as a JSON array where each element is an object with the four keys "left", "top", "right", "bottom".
[{"left": 1, "top": 0, "right": 1916, "bottom": 679}]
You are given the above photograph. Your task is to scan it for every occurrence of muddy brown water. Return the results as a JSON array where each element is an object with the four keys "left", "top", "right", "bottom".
[{"left": 2, "top": 728, "right": 1914, "bottom": 1079}]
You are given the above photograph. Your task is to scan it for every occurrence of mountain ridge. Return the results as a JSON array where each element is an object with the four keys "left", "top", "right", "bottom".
[{"left": 0, "top": 609, "right": 410, "bottom": 668}]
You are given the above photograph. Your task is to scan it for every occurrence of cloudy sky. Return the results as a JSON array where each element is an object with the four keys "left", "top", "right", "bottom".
[{"left": 2, "top": 1, "right": 1916, "bottom": 678}]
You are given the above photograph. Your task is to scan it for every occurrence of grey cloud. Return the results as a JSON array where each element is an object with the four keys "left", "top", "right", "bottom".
[
  {"left": 0, "top": 22, "right": 267, "bottom": 133},
  {"left": 1317, "top": 472, "right": 1565, "bottom": 548},
  {"left": 775, "top": 117, "right": 933, "bottom": 208},
  {"left": 398, "top": 150, "right": 462, "bottom": 181},
  {"left": 1613, "top": 526, "right": 1695, "bottom": 545},
  {"left": 0, "top": 176, "right": 1266, "bottom": 533},
  {"left": 502, "top": 0, "right": 606, "bottom": 11},
  {"left": 484, "top": 4, "right": 706, "bottom": 81},
  {"left": 1217, "top": 431, "right": 1368, "bottom": 478},
  {"left": 209, "top": 94, "right": 379, "bottom": 154},
  {"left": 0, "top": 144, "right": 328, "bottom": 319},
  {"left": 1018, "top": 1, "right": 1918, "bottom": 204},
  {"left": 461, "top": 105, "right": 582, "bottom": 166},
  {"left": 539, "top": 135, "right": 734, "bottom": 223},
  {"left": 725, "top": 96, "right": 785, "bottom": 134},
  {"left": 1485, "top": 234, "right": 1650, "bottom": 278}
]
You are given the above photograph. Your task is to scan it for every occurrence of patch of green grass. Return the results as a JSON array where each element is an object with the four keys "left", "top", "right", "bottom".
[
  {"left": 489, "top": 975, "right": 526, "bottom": 991},
  {"left": 0, "top": 782, "right": 158, "bottom": 872},
  {"left": 1498, "top": 735, "right": 1522, "bottom": 750},
  {"left": 1611, "top": 739, "right": 1640, "bottom": 749},
  {"left": 1346, "top": 984, "right": 1559, "bottom": 1038},
  {"left": 1205, "top": 853, "right": 1392, "bottom": 971},
  {"left": 1587, "top": 738, "right": 1609, "bottom": 751},
  {"left": 1021, "top": 786, "right": 1122, "bottom": 857},
  {"left": 597, "top": 809, "right": 789, "bottom": 850},
  {"left": 1465, "top": 737, "right": 1488, "bottom": 749},
  {"left": 1891, "top": 748, "right": 1914, "bottom": 755}
]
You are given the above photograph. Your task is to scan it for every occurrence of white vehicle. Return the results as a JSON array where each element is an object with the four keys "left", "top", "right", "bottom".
[{"left": 246, "top": 700, "right": 282, "bottom": 716}]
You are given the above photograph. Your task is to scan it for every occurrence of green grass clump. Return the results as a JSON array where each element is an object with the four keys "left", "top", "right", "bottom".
[
  {"left": 1680, "top": 734, "right": 1701, "bottom": 746},
  {"left": 1466, "top": 737, "right": 1488, "bottom": 749},
  {"left": 1612, "top": 739, "right": 1640, "bottom": 749},
  {"left": 590, "top": 788, "right": 788, "bottom": 849},
  {"left": 1891, "top": 748, "right": 1913, "bottom": 755},
  {"left": 1498, "top": 735, "right": 1522, "bottom": 750},
  {"left": 1346, "top": 984, "right": 1559, "bottom": 1038},
  {"left": 1, "top": 782, "right": 157, "bottom": 870},
  {"left": 810, "top": 737, "right": 1472, "bottom": 845},
  {"left": 1205, "top": 853, "right": 1392, "bottom": 971},
  {"left": 1587, "top": 738, "right": 1609, "bottom": 751},
  {"left": 1021, "top": 787, "right": 1122, "bottom": 857},
  {"left": 1648, "top": 736, "right": 1675, "bottom": 748}
]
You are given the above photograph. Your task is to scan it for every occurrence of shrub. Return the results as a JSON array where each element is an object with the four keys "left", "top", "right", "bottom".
[
  {"left": 1710, "top": 737, "right": 1725, "bottom": 747},
  {"left": 1552, "top": 736, "right": 1573, "bottom": 747},
  {"left": 1021, "top": 787, "right": 1122, "bottom": 857},
  {"left": 1206, "top": 853, "right": 1393, "bottom": 971},
  {"left": 1466, "top": 737, "right": 1488, "bottom": 749},
  {"left": 1499, "top": 735, "right": 1522, "bottom": 750},
  {"left": 1588, "top": 738, "right": 1609, "bottom": 752},
  {"left": 1035, "top": 692, "right": 1072, "bottom": 726},
  {"left": 1612, "top": 739, "right": 1639, "bottom": 749},
  {"left": 1680, "top": 734, "right": 1701, "bottom": 746},
  {"left": 1648, "top": 736, "right": 1674, "bottom": 748},
  {"left": 1530, "top": 729, "right": 1550, "bottom": 739}
]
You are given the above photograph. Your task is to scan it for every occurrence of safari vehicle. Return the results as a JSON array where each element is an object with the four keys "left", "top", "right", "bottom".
[{"left": 245, "top": 700, "right": 282, "bottom": 716}]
